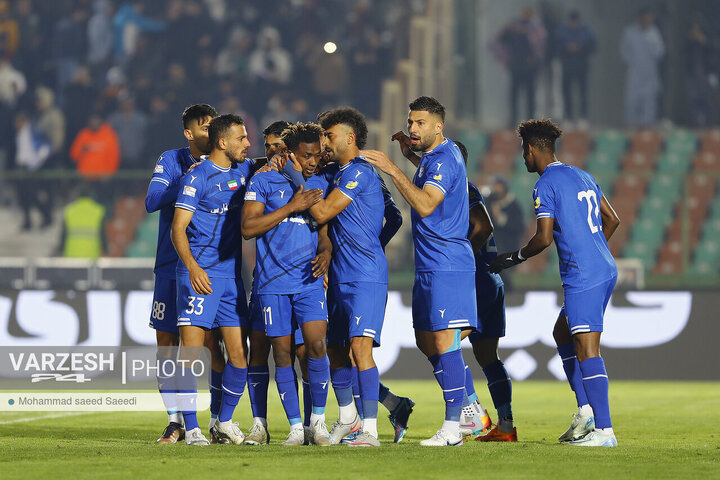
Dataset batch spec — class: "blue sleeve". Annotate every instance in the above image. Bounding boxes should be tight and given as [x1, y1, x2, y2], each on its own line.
[175, 172, 204, 212]
[378, 176, 402, 248]
[468, 182, 483, 209]
[244, 174, 268, 203]
[336, 164, 371, 201]
[533, 178, 555, 219]
[279, 158, 307, 190]
[145, 152, 180, 213]
[422, 154, 456, 196]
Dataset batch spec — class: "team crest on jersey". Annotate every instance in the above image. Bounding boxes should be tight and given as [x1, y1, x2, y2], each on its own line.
[419, 166, 425, 176]
[245, 191, 257, 201]
[345, 181, 358, 190]
[228, 180, 238, 190]
[154, 164, 164, 174]
[240, 176, 246, 186]
[183, 186, 196, 197]
[433, 174, 442, 181]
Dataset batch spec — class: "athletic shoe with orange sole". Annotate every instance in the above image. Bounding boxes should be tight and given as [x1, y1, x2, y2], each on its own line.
[475, 425, 518, 442]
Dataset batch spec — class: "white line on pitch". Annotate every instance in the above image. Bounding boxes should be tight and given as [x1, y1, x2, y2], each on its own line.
[0, 412, 90, 425]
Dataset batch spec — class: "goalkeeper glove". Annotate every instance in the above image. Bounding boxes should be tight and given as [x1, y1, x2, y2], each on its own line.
[488, 250, 525, 273]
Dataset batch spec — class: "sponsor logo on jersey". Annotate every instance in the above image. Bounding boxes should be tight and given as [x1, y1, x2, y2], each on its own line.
[228, 180, 238, 190]
[154, 165, 164, 174]
[345, 181, 358, 190]
[183, 186, 196, 197]
[245, 191, 257, 201]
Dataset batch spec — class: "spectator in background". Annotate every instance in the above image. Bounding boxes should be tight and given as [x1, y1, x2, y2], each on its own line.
[162, 62, 193, 115]
[684, 16, 719, 127]
[52, 6, 89, 98]
[14, 0, 45, 87]
[109, 95, 148, 169]
[87, 0, 114, 82]
[0, 0, 19, 59]
[492, 7, 547, 127]
[620, 8, 665, 128]
[35, 86, 65, 167]
[70, 112, 120, 180]
[14, 110, 52, 230]
[63, 67, 98, 143]
[556, 11, 595, 124]
[112, 1, 165, 63]
[60, 185, 106, 259]
[0, 59, 26, 155]
[144, 95, 178, 159]
[215, 26, 252, 80]
[486, 177, 525, 292]
[248, 27, 292, 113]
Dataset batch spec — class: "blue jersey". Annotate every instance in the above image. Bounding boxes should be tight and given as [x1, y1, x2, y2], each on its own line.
[467, 182, 500, 273]
[411, 138, 474, 273]
[244, 170, 324, 294]
[175, 158, 254, 278]
[533, 161, 617, 293]
[318, 163, 402, 249]
[324, 157, 388, 285]
[145, 147, 199, 278]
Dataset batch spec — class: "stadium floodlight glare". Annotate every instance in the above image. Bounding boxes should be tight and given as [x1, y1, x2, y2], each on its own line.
[323, 41, 337, 54]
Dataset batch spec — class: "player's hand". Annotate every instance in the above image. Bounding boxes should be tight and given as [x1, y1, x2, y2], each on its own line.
[269, 151, 289, 171]
[391, 131, 413, 159]
[323, 273, 329, 290]
[288, 184, 322, 212]
[187, 161, 202, 172]
[488, 250, 525, 274]
[361, 149, 396, 175]
[311, 250, 331, 278]
[189, 266, 213, 295]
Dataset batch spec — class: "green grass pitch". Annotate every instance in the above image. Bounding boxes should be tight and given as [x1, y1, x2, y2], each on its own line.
[2, 381, 719, 479]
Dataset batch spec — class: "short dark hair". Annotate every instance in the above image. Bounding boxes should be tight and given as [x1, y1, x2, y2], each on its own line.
[208, 113, 244, 148]
[318, 107, 368, 149]
[263, 120, 292, 137]
[517, 118, 563, 152]
[409, 96, 445, 122]
[281, 122, 324, 152]
[182, 103, 217, 129]
[455, 140, 469, 165]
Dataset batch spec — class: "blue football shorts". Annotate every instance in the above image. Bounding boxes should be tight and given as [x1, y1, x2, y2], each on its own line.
[258, 287, 327, 338]
[149, 275, 179, 335]
[327, 281, 388, 347]
[176, 275, 249, 329]
[412, 271, 477, 332]
[559, 276, 617, 335]
[469, 271, 506, 342]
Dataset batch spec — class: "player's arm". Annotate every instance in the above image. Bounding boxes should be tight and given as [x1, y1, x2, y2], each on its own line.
[241, 185, 322, 239]
[170, 207, 212, 295]
[307, 188, 352, 224]
[468, 202, 494, 252]
[311, 224, 332, 278]
[489, 217, 554, 273]
[379, 183, 403, 249]
[145, 157, 180, 213]
[600, 196, 620, 242]
[362, 149, 443, 218]
[392, 131, 421, 167]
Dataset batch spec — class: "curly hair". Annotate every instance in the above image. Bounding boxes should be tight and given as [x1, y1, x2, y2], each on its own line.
[318, 107, 368, 149]
[281, 122, 324, 152]
[517, 118, 563, 152]
[409, 96, 445, 122]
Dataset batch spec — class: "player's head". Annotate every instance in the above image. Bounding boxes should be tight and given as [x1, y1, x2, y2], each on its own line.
[455, 140, 469, 165]
[517, 118, 563, 173]
[182, 103, 218, 155]
[263, 120, 291, 158]
[408, 96, 445, 153]
[318, 107, 367, 162]
[208, 113, 250, 163]
[282, 122, 324, 178]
